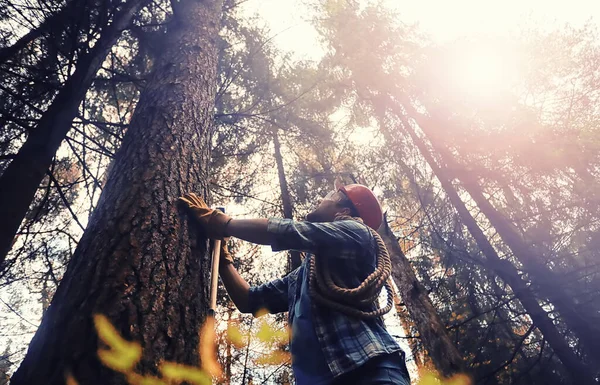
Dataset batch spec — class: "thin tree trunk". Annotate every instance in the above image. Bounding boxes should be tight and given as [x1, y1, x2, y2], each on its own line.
[0, 0, 148, 268]
[393, 108, 598, 385]
[408, 106, 600, 364]
[241, 318, 253, 385]
[11, 1, 223, 384]
[393, 293, 426, 369]
[272, 129, 301, 271]
[458, 174, 600, 359]
[0, 0, 81, 65]
[379, 216, 466, 377]
[225, 306, 233, 385]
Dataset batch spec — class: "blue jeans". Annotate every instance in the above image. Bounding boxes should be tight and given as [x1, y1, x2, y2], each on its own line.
[332, 352, 411, 384]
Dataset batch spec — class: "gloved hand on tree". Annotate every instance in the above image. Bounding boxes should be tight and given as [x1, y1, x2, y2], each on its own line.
[178, 192, 232, 239]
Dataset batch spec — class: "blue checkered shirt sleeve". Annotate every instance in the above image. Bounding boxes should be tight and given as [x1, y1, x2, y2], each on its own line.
[247, 272, 291, 315]
[266, 218, 372, 258]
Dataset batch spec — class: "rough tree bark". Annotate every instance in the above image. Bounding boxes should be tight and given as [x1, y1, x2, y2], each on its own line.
[379, 215, 466, 378]
[392, 106, 598, 385]
[11, 1, 223, 384]
[272, 129, 301, 271]
[0, 0, 149, 269]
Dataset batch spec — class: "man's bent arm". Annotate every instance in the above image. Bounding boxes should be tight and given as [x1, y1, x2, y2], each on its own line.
[225, 219, 271, 245]
[219, 263, 251, 313]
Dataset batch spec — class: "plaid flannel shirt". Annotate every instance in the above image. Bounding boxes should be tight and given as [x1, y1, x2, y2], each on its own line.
[247, 218, 401, 378]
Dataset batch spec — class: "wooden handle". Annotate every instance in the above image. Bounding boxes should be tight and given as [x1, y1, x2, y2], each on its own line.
[209, 239, 221, 312]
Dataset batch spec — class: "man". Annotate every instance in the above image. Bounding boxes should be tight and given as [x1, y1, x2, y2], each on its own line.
[179, 183, 410, 385]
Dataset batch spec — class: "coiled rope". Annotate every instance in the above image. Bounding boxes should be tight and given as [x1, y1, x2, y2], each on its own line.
[308, 215, 395, 319]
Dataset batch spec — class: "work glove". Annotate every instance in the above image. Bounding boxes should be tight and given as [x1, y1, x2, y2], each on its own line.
[178, 192, 232, 239]
[220, 238, 235, 266]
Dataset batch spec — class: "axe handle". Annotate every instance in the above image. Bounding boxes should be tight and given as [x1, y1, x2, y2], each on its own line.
[209, 238, 222, 314]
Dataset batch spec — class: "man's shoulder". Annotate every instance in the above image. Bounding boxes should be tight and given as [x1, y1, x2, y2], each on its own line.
[332, 218, 373, 234]
[331, 219, 376, 248]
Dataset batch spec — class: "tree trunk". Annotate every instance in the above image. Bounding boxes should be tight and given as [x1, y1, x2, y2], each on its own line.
[11, 1, 223, 384]
[224, 306, 233, 385]
[272, 129, 301, 271]
[409, 107, 600, 365]
[393, 108, 598, 385]
[393, 293, 426, 369]
[379, 216, 466, 377]
[0, 0, 148, 268]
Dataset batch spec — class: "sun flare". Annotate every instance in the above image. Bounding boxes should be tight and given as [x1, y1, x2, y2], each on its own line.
[446, 43, 520, 100]
[460, 51, 509, 90]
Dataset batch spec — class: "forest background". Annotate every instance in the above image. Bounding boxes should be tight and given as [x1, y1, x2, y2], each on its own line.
[0, 0, 599, 384]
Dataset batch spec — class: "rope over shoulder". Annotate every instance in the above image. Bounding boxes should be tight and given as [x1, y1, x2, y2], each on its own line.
[308, 215, 395, 319]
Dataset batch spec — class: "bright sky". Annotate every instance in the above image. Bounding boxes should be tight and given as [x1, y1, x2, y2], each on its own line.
[241, 0, 599, 60]
[394, 0, 598, 40]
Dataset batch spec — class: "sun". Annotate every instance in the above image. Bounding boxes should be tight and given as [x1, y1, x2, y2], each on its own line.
[459, 50, 508, 90]
[445, 42, 521, 101]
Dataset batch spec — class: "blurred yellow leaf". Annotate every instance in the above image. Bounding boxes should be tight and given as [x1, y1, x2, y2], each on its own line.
[256, 320, 289, 345]
[417, 371, 472, 385]
[255, 308, 269, 317]
[446, 374, 471, 385]
[65, 371, 78, 385]
[98, 349, 140, 373]
[160, 362, 211, 385]
[94, 314, 133, 353]
[418, 371, 441, 385]
[255, 350, 291, 366]
[94, 314, 142, 372]
[127, 372, 167, 385]
[226, 321, 248, 348]
[199, 316, 223, 378]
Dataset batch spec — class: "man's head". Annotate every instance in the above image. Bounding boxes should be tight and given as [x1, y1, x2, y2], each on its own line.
[306, 182, 383, 230]
[306, 189, 359, 224]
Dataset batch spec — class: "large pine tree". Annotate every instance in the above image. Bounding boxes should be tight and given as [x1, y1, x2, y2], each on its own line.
[11, 0, 223, 383]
